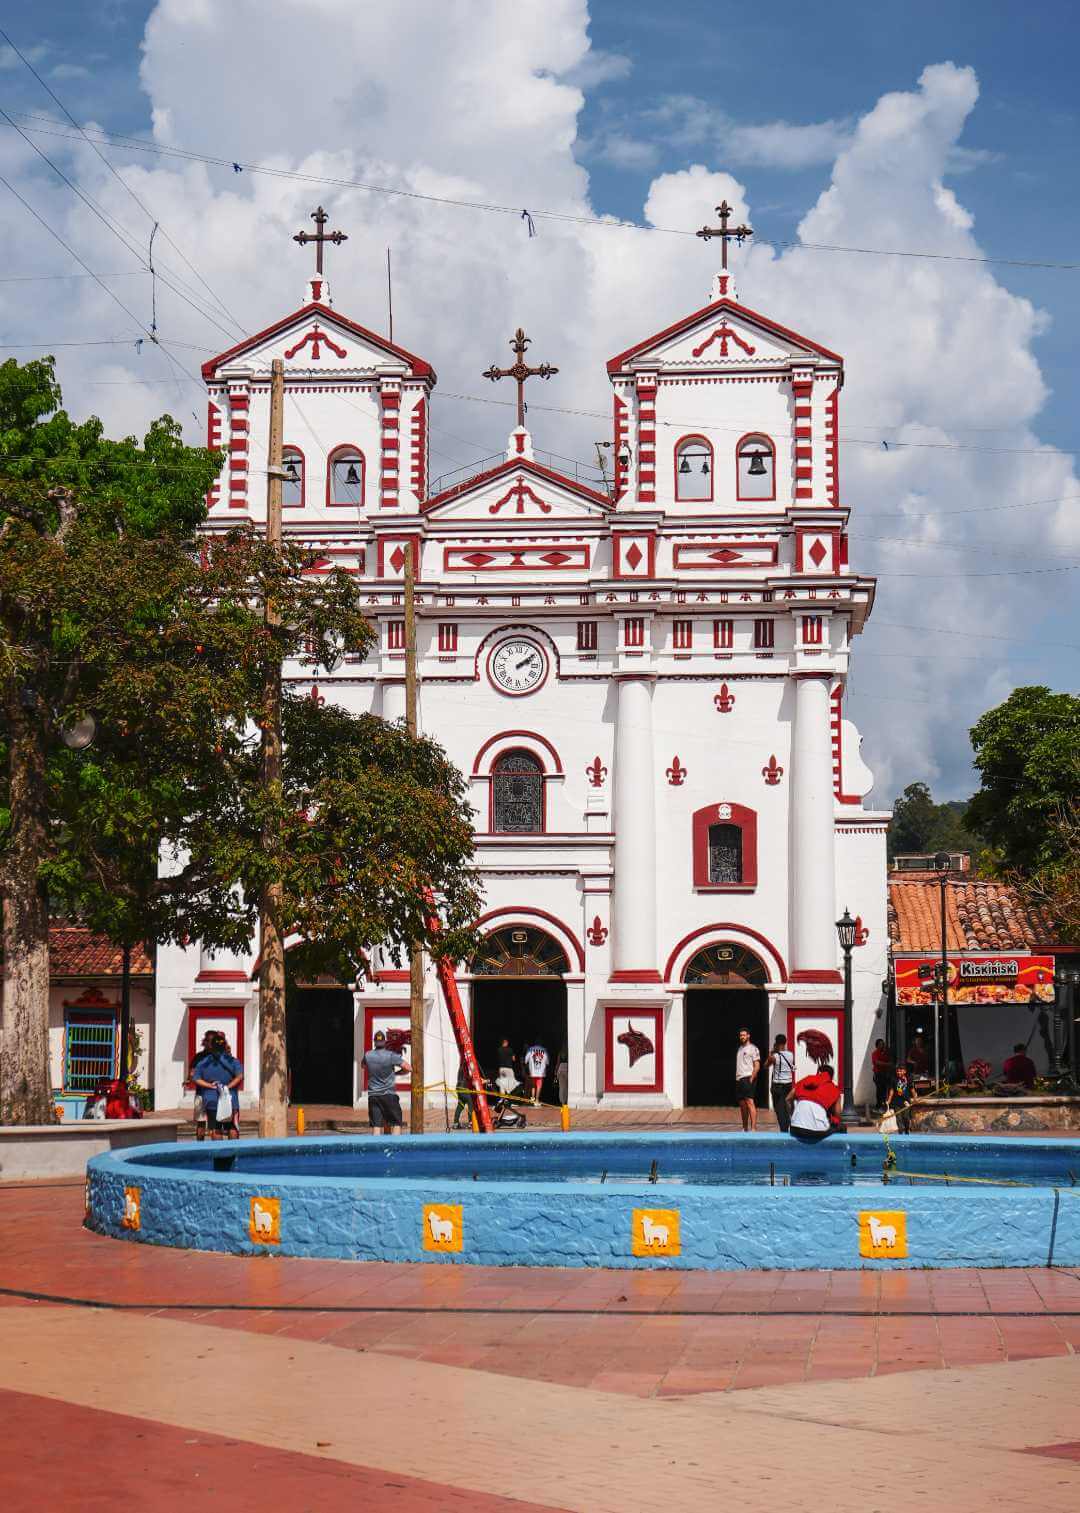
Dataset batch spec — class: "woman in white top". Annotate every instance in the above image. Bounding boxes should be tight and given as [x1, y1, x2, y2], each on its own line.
[764, 1034, 795, 1133]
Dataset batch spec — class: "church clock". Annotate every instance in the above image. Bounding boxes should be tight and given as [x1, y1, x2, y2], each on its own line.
[489, 637, 547, 696]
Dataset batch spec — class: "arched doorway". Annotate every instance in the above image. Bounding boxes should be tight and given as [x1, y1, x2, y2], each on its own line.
[684, 943, 770, 1107]
[471, 926, 568, 1103]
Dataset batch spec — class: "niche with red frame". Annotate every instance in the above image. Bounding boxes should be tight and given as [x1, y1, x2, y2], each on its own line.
[604, 1005, 664, 1093]
[185, 1005, 245, 1089]
[691, 801, 758, 891]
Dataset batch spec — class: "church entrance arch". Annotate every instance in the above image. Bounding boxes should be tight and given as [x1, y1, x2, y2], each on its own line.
[683, 943, 770, 1108]
[471, 927, 568, 1105]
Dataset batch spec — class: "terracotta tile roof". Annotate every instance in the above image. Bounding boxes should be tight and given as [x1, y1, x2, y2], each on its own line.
[888, 877, 1063, 955]
[49, 927, 153, 979]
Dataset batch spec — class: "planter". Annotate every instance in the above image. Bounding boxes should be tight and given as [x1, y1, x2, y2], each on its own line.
[909, 1096, 1080, 1134]
[0, 1117, 182, 1181]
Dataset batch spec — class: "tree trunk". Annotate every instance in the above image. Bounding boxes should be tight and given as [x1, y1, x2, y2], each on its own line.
[0, 687, 55, 1124]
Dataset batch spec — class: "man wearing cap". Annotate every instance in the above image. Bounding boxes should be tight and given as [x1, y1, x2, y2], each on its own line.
[363, 1030, 410, 1135]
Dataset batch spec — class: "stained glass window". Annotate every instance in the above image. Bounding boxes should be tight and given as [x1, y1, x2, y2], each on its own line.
[708, 822, 742, 884]
[492, 750, 543, 833]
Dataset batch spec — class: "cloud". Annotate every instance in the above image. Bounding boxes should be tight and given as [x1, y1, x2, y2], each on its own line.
[49, 64, 92, 80]
[559, 47, 632, 88]
[0, 43, 48, 70]
[645, 95, 852, 167]
[579, 128, 660, 171]
[0, 15, 1074, 804]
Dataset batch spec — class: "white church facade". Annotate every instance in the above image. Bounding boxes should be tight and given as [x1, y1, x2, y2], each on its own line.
[153, 209, 890, 1112]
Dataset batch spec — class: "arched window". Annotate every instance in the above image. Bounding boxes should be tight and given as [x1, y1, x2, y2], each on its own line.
[707, 823, 742, 884]
[328, 447, 364, 507]
[282, 446, 305, 508]
[491, 749, 544, 833]
[736, 434, 775, 501]
[675, 435, 713, 502]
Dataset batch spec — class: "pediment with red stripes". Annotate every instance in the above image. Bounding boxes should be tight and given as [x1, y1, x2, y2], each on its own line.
[607, 297, 842, 375]
[423, 457, 611, 521]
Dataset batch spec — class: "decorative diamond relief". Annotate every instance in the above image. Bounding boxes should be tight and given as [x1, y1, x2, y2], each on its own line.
[808, 538, 828, 568]
[389, 546, 406, 573]
[625, 542, 644, 571]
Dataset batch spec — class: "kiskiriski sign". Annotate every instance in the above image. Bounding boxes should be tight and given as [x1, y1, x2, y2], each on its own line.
[895, 954, 1054, 1007]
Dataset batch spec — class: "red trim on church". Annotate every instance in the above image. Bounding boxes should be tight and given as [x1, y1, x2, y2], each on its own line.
[410, 396, 427, 502]
[831, 682, 862, 804]
[201, 302, 435, 381]
[606, 296, 843, 374]
[825, 385, 840, 506]
[471, 729, 564, 775]
[424, 455, 611, 512]
[663, 923, 788, 985]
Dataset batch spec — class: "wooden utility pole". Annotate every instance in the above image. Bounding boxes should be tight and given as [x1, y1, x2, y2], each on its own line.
[259, 358, 288, 1139]
[404, 541, 425, 1133]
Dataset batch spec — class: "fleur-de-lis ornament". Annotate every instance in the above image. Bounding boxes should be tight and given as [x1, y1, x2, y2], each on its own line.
[666, 756, 687, 786]
[714, 682, 735, 714]
[587, 916, 608, 946]
[762, 754, 783, 786]
[585, 756, 607, 788]
[309, 684, 325, 706]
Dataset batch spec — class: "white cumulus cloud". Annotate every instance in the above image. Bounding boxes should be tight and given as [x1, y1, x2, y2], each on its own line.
[0, 12, 1073, 804]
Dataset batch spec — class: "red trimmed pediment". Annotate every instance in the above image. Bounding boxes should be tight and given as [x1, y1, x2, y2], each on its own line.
[202, 303, 434, 381]
[606, 297, 842, 374]
[424, 457, 611, 519]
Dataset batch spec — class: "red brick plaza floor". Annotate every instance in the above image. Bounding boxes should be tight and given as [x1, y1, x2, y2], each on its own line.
[3, 1177, 1080, 1510]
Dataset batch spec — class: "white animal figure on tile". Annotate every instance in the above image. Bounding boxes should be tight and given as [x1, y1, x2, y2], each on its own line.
[252, 1200, 274, 1236]
[428, 1211, 454, 1243]
[642, 1216, 669, 1248]
[868, 1215, 896, 1248]
[123, 1192, 138, 1223]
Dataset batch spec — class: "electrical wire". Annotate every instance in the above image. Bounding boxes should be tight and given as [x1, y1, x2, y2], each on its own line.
[8, 108, 1080, 274]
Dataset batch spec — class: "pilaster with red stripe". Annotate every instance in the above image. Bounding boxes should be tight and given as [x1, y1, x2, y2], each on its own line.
[635, 373, 657, 503]
[379, 381, 401, 507]
[409, 394, 427, 504]
[825, 384, 839, 505]
[791, 365, 814, 502]
[206, 398, 222, 510]
[226, 385, 250, 510]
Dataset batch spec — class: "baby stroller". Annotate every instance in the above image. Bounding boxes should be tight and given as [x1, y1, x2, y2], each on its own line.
[485, 1073, 528, 1130]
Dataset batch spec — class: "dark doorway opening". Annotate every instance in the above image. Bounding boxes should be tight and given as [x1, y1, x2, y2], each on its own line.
[685, 988, 770, 1107]
[472, 980, 567, 1106]
[286, 986, 354, 1105]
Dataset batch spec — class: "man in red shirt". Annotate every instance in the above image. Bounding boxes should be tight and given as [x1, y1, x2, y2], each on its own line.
[786, 1063, 843, 1139]
[1002, 1044, 1037, 1088]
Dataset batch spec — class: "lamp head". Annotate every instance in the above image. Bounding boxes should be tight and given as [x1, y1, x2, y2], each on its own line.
[835, 908, 857, 951]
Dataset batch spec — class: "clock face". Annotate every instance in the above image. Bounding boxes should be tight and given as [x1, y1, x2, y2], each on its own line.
[489, 638, 547, 696]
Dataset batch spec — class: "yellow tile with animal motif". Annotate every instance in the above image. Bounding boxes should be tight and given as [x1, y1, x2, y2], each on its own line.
[423, 1203, 463, 1253]
[631, 1208, 681, 1258]
[859, 1209, 907, 1258]
[249, 1196, 281, 1244]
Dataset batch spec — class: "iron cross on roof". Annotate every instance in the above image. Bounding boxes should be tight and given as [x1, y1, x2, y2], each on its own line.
[695, 200, 754, 270]
[293, 206, 348, 276]
[482, 327, 558, 429]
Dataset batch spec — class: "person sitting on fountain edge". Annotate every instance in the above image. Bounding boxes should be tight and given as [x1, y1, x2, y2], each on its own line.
[787, 1062, 843, 1141]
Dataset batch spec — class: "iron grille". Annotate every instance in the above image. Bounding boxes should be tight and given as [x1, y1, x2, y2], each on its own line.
[64, 1016, 117, 1092]
[707, 823, 743, 884]
[492, 751, 543, 833]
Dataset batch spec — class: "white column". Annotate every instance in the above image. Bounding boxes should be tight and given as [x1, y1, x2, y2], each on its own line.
[791, 675, 837, 972]
[611, 676, 658, 979]
[380, 679, 406, 724]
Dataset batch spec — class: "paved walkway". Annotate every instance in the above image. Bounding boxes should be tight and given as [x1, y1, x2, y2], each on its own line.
[2, 1180, 1080, 1508]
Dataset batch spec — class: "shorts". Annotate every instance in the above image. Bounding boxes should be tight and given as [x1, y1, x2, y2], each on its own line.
[735, 1077, 756, 1100]
[369, 1092, 403, 1128]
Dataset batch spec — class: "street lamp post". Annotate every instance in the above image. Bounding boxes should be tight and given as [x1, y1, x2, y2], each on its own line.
[835, 908, 860, 1124]
[933, 852, 952, 1082]
[1053, 964, 1080, 1083]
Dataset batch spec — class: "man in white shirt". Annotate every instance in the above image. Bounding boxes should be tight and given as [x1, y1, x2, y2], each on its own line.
[764, 1033, 795, 1132]
[734, 1028, 761, 1131]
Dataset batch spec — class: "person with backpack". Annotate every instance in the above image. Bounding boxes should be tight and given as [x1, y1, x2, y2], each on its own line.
[763, 1033, 795, 1132]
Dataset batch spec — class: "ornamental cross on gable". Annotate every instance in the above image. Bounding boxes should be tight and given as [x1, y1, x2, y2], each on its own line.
[293, 206, 348, 276]
[482, 327, 558, 429]
[695, 200, 754, 271]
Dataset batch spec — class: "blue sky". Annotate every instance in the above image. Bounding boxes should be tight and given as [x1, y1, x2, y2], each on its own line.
[1, 1, 1078, 805]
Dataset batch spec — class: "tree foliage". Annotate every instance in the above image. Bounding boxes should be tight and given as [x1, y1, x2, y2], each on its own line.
[965, 686, 1080, 874]
[888, 781, 978, 861]
[0, 357, 480, 1121]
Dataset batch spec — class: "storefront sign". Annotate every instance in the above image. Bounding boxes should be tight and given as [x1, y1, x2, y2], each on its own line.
[895, 954, 1054, 1006]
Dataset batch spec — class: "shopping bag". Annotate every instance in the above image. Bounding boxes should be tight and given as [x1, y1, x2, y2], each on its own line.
[215, 1086, 234, 1123]
[878, 1111, 898, 1136]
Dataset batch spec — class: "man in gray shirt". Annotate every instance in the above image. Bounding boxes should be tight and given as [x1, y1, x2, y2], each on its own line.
[363, 1030, 409, 1135]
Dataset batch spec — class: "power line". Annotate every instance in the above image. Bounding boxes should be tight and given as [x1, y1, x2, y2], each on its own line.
[0, 108, 241, 346]
[0, 31, 245, 336]
[8, 110, 1080, 274]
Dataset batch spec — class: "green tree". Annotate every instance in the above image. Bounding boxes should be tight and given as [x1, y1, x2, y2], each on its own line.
[965, 686, 1080, 873]
[1, 358, 480, 1123]
[889, 781, 978, 861]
